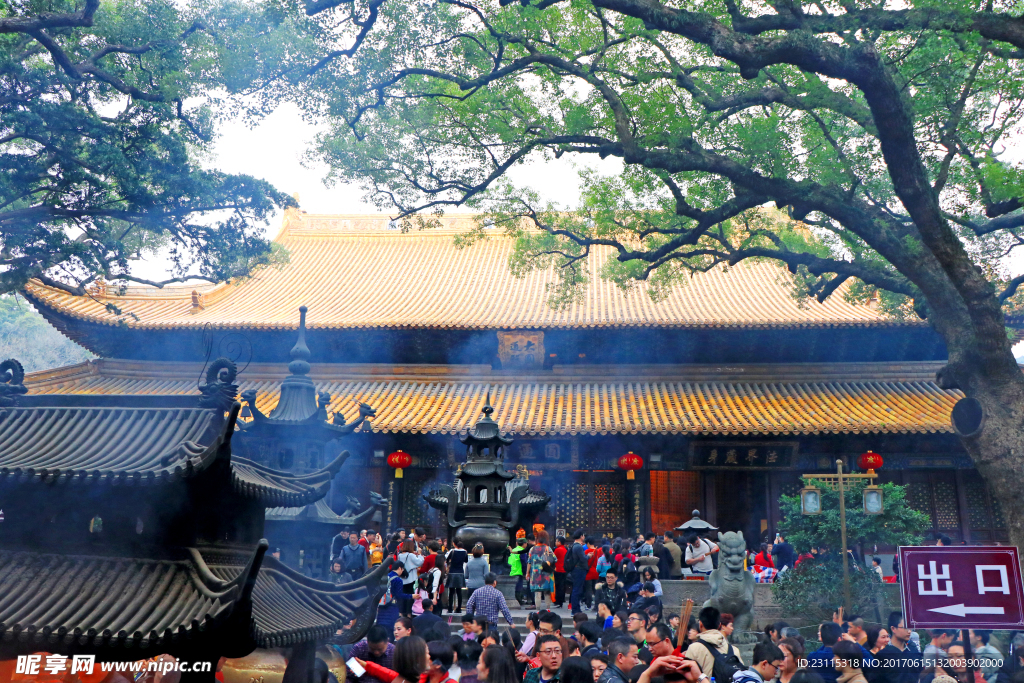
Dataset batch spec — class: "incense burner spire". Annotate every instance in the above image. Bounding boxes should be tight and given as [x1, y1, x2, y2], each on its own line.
[269, 306, 317, 421]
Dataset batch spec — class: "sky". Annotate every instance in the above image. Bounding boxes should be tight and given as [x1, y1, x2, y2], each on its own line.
[203, 104, 1024, 358]
[209, 102, 621, 219]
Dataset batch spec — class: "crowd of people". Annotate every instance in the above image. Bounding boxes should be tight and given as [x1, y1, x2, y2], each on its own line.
[325, 527, 1024, 683]
[330, 525, 740, 620]
[335, 601, 1024, 683]
[322, 526, 808, 592]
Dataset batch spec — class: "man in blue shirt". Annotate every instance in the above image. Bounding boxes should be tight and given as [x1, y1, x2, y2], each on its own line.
[806, 622, 875, 683]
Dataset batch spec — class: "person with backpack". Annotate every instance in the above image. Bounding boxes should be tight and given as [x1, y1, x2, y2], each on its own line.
[733, 643, 786, 683]
[528, 530, 557, 611]
[419, 554, 443, 616]
[397, 539, 424, 617]
[596, 547, 613, 581]
[618, 554, 641, 604]
[336, 531, 369, 579]
[684, 534, 718, 576]
[683, 606, 745, 679]
[377, 564, 405, 640]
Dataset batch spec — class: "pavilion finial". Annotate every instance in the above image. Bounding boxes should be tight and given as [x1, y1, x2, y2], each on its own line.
[288, 306, 311, 377]
[483, 390, 493, 417]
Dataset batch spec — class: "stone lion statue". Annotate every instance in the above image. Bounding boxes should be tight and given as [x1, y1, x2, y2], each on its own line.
[703, 530, 755, 642]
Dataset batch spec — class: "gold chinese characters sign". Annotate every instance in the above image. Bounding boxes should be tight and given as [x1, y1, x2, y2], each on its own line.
[689, 442, 798, 469]
[497, 330, 545, 368]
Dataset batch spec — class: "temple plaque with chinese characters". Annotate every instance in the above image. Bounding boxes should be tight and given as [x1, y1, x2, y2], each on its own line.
[689, 442, 798, 469]
[497, 331, 545, 368]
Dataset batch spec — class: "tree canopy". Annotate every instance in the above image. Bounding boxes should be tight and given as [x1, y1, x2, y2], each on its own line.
[778, 478, 927, 553]
[0, 0, 293, 297]
[218, 0, 1024, 546]
[228, 0, 1024, 324]
[9, 0, 1024, 543]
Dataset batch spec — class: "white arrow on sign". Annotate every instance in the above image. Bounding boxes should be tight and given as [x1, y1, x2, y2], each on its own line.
[927, 604, 1006, 617]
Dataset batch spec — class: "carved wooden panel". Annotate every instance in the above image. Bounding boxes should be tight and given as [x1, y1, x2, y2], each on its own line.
[595, 483, 626, 530]
[649, 471, 700, 534]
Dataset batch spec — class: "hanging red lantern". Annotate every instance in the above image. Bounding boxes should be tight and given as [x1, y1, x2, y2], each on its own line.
[857, 450, 884, 473]
[618, 452, 643, 480]
[387, 450, 412, 478]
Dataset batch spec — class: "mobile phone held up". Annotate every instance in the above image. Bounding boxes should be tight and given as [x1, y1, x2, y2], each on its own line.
[347, 658, 366, 677]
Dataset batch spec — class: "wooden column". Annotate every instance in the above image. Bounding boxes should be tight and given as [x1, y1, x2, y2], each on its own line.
[628, 474, 644, 536]
[385, 476, 402, 533]
[955, 470, 972, 544]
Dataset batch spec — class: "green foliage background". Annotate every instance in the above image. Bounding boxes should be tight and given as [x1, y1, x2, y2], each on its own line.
[771, 557, 898, 626]
[771, 478, 926, 624]
[0, 295, 91, 372]
[779, 478, 929, 553]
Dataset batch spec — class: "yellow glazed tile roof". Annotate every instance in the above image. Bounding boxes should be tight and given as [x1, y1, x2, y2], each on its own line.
[25, 360, 958, 436]
[22, 212, 905, 331]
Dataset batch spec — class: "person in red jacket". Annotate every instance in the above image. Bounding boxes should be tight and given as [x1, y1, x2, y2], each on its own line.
[754, 543, 775, 572]
[553, 536, 568, 608]
[585, 537, 600, 610]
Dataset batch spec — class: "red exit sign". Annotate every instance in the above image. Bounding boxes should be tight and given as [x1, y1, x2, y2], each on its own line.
[899, 546, 1024, 629]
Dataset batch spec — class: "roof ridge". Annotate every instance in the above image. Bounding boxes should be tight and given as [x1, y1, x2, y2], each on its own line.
[27, 359, 949, 385]
[21, 225, 911, 331]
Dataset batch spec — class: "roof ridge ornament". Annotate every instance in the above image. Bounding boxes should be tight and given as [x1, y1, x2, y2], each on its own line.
[198, 358, 239, 411]
[0, 359, 27, 407]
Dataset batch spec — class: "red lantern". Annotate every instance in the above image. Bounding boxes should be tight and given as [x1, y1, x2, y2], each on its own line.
[618, 452, 643, 480]
[858, 450, 884, 473]
[387, 450, 412, 478]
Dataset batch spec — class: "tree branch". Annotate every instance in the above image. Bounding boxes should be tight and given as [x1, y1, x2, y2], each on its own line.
[0, 0, 99, 34]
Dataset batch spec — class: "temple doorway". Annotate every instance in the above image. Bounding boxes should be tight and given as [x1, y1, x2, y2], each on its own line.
[529, 470, 628, 539]
[714, 471, 770, 546]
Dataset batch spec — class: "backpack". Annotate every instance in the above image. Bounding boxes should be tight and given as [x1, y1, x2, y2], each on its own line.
[538, 547, 556, 574]
[379, 576, 395, 607]
[693, 639, 744, 683]
[619, 555, 638, 581]
[563, 544, 579, 573]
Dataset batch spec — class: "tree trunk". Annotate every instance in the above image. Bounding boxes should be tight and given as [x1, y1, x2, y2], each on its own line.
[955, 376, 1024, 551]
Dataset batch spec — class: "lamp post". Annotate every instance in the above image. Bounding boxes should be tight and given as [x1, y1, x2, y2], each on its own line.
[800, 458, 883, 611]
[837, 460, 850, 612]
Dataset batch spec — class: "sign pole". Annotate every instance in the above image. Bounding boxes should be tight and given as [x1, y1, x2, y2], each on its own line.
[837, 459, 851, 611]
[962, 629, 977, 683]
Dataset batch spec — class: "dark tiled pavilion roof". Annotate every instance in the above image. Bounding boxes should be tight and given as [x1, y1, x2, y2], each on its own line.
[209, 556, 392, 648]
[0, 404, 349, 507]
[0, 544, 264, 655]
[265, 499, 351, 525]
[0, 407, 222, 485]
[230, 452, 348, 508]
